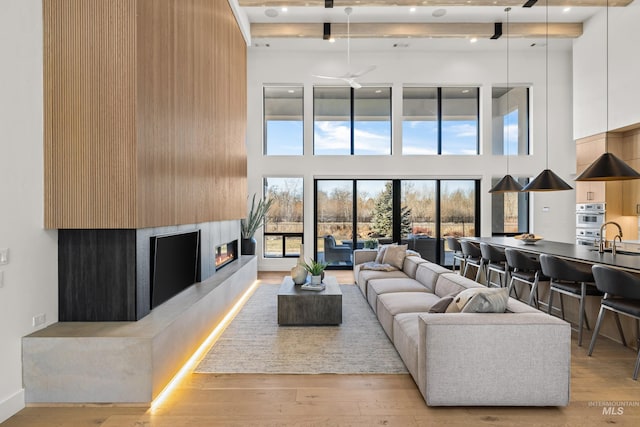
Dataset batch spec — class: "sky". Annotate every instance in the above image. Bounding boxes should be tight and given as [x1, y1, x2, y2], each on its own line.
[264, 119, 481, 155]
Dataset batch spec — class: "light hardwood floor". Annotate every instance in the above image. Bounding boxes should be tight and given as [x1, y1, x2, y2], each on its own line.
[5, 270, 640, 426]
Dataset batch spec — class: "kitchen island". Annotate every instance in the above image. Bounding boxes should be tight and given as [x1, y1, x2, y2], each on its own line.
[466, 236, 640, 273]
[465, 236, 639, 349]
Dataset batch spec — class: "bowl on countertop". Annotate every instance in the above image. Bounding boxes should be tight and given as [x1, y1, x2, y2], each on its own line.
[514, 234, 544, 245]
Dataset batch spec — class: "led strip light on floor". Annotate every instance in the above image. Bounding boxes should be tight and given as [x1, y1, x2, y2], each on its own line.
[149, 279, 261, 412]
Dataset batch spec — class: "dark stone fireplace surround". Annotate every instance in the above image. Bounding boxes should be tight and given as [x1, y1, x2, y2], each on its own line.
[58, 221, 237, 321]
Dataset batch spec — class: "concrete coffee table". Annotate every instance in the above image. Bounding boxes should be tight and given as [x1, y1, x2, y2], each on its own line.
[277, 275, 342, 325]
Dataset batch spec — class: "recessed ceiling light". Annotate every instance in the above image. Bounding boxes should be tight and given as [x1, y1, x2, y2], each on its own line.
[410, 7, 416, 13]
[329, 37, 336, 43]
[470, 37, 478, 43]
[432, 9, 446, 18]
[462, 89, 470, 93]
[288, 89, 295, 93]
[563, 7, 571, 13]
[265, 8, 278, 18]
[375, 89, 382, 93]
[281, 7, 288, 12]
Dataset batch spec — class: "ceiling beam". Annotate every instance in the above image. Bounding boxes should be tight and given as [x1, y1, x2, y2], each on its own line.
[251, 22, 583, 39]
[239, 0, 631, 7]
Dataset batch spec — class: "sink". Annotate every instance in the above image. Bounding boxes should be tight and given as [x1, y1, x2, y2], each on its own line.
[587, 248, 640, 256]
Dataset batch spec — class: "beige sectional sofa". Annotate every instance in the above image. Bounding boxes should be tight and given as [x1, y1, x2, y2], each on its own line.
[353, 249, 571, 407]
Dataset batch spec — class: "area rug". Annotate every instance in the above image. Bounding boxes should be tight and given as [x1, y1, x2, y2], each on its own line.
[195, 283, 408, 374]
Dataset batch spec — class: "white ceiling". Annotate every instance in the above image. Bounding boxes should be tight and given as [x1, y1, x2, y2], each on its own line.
[237, 3, 612, 51]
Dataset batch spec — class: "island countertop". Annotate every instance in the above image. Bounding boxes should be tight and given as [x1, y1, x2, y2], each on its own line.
[465, 237, 640, 273]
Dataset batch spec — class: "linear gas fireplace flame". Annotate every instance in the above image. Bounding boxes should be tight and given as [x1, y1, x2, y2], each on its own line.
[215, 240, 238, 270]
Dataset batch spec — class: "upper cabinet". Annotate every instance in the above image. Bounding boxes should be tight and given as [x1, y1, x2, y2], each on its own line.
[43, 0, 247, 229]
[575, 134, 607, 203]
[621, 129, 640, 216]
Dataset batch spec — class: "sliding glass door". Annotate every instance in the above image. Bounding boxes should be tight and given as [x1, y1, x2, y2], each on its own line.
[315, 179, 479, 268]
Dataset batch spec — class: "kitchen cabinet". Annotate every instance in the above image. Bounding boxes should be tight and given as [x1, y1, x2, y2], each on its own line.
[622, 158, 640, 215]
[576, 135, 606, 203]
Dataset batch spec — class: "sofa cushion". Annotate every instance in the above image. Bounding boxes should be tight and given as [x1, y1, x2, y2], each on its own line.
[367, 278, 431, 313]
[461, 288, 509, 313]
[402, 255, 427, 278]
[357, 269, 409, 298]
[392, 313, 421, 386]
[434, 273, 483, 298]
[415, 262, 450, 292]
[376, 292, 441, 339]
[382, 244, 408, 269]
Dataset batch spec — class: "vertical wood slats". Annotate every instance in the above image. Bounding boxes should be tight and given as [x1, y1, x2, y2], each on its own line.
[44, 0, 137, 228]
[44, 0, 247, 229]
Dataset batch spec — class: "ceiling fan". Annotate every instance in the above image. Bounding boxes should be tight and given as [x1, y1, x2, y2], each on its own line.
[312, 7, 376, 89]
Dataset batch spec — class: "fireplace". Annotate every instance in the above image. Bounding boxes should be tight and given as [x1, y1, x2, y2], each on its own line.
[216, 240, 238, 270]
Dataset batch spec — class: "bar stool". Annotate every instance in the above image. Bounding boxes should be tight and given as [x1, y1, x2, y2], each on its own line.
[588, 265, 640, 380]
[480, 242, 508, 288]
[445, 237, 465, 273]
[460, 240, 484, 282]
[540, 254, 602, 346]
[505, 248, 548, 308]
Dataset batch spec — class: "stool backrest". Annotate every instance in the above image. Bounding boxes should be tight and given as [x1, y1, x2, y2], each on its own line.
[480, 242, 506, 262]
[460, 240, 481, 259]
[505, 248, 540, 272]
[540, 254, 594, 283]
[446, 236, 462, 252]
[592, 264, 640, 299]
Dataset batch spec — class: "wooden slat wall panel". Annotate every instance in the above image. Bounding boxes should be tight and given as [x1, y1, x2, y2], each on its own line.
[44, 0, 138, 228]
[44, 0, 247, 229]
[135, 0, 247, 227]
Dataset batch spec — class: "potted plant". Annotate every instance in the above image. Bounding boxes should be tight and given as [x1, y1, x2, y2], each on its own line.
[241, 194, 274, 255]
[302, 259, 328, 285]
[363, 238, 378, 249]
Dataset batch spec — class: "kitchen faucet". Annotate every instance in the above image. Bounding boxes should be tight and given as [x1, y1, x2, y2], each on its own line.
[599, 221, 623, 254]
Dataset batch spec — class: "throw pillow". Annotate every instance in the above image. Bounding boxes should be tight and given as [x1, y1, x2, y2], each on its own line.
[453, 287, 485, 311]
[375, 244, 391, 264]
[382, 244, 408, 270]
[428, 294, 455, 313]
[461, 288, 509, 313]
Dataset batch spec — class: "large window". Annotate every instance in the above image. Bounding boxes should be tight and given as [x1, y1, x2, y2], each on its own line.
[264, 177, 304, 257]
[314, 86, 391, 155]
[264, 86, 303, 155]
[402, 87, 479, 155]
[491, 86, 530, 155]
[491, 177, 530, 235]
[315, 179, 479, 268]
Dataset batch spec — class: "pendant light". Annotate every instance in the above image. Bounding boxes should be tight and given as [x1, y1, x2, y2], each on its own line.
[489, 7, 523, 193]
[521, 0, 573, 192]
[574, 0, 640, 181]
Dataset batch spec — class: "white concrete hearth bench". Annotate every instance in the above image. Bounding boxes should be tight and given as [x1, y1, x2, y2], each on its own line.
[354, 248, 571, 407]
[22, 256, 256, 404]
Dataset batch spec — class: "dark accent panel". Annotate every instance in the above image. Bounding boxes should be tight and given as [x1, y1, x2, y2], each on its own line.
[59, 229, 137, 321]
[323, 23, 331, 40]
[490, 22, 503, 39]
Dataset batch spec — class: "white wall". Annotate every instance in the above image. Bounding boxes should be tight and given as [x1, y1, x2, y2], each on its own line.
[573, 2, 640, 138]
[0, 0, 58, 422]
[248, 46, 577, 271]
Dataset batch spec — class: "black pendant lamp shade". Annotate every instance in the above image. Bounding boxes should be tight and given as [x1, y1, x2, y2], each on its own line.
[489, 174, 523, 193]
[520, 1, 572, 193]
[521, 169, 573, 192]
[575, 152, 640, 181]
